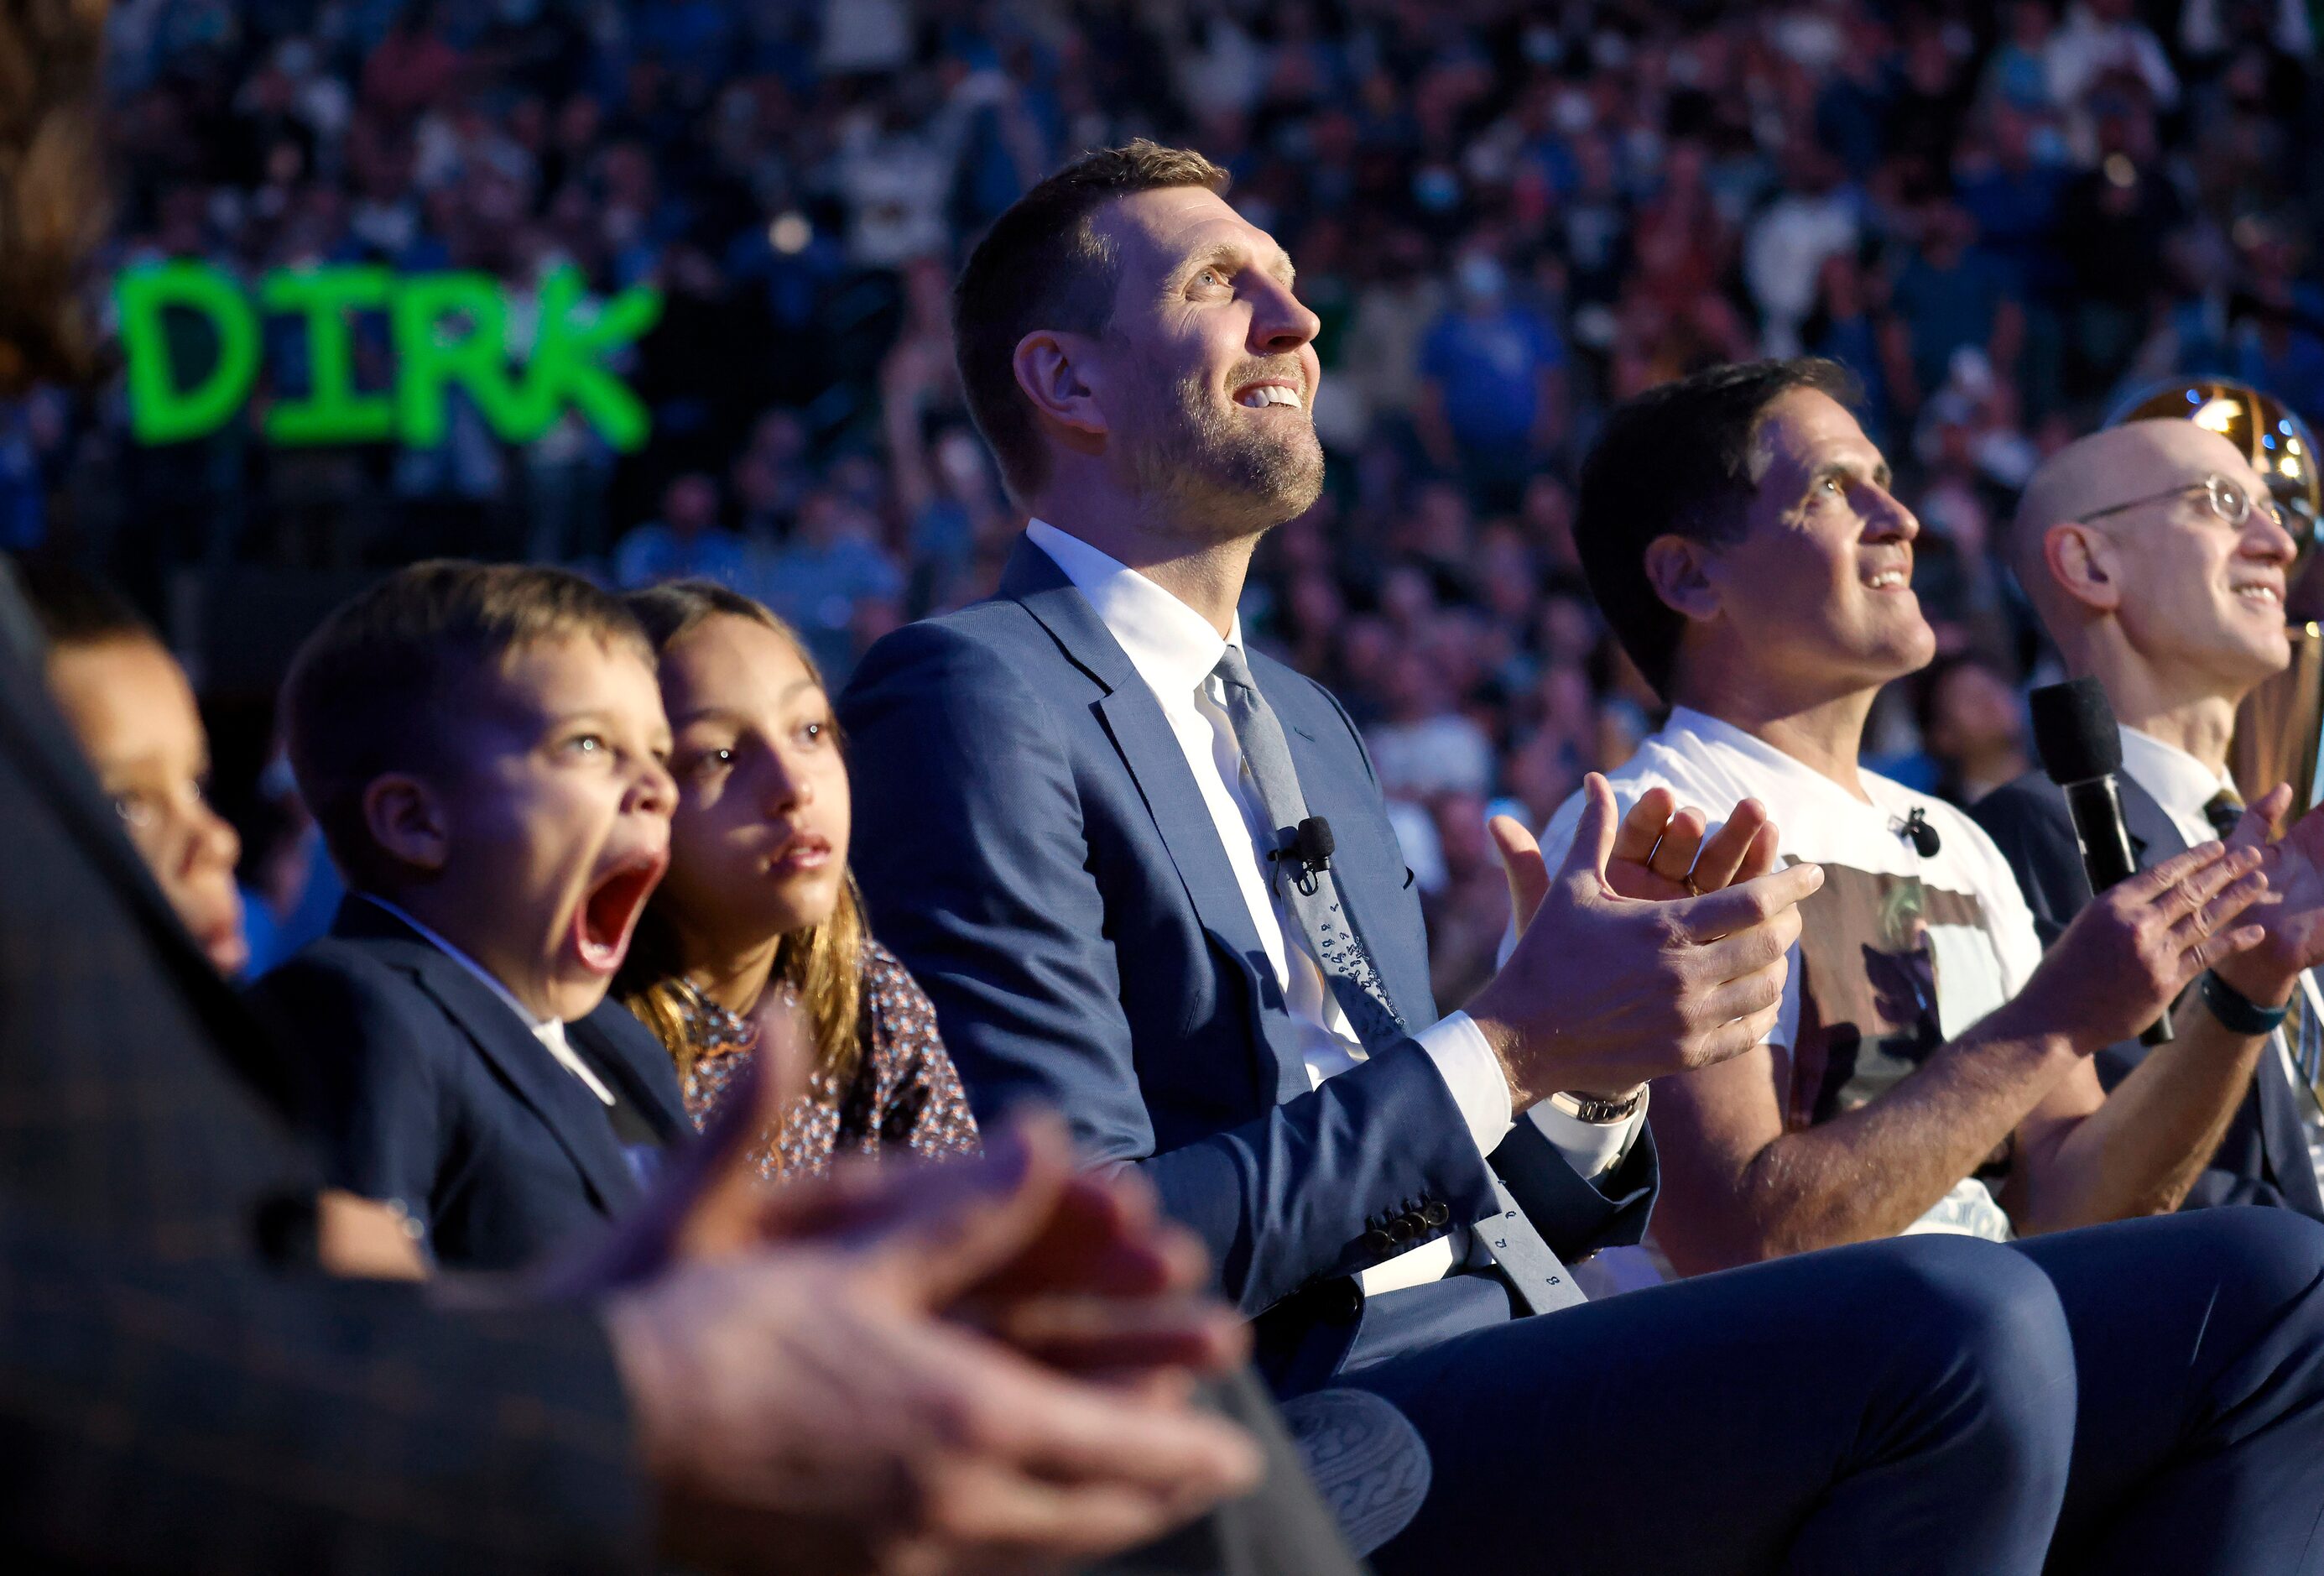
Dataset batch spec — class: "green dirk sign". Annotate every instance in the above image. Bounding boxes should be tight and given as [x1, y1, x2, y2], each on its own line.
[114, 261, 664, 450]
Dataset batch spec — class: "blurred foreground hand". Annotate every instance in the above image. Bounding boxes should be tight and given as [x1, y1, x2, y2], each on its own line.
[555, 1010, 1259, 1574]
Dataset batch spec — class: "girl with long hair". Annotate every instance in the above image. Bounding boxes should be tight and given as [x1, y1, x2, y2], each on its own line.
[615, 580, 977, 1178]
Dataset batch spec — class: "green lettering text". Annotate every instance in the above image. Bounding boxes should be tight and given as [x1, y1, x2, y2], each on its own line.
[116, 262, 260, 445]
[513, 266, 662, 451]
[260, 266, 396, 444]
[389, 272, 526, 447]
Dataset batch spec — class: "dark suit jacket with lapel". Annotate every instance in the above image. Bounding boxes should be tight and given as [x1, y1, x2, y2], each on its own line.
[247, 898, 694, 1272]
[840, 536, 1655, 1388]
[0, 563, 650, 1569]
[1972, 769, 2324, 1219]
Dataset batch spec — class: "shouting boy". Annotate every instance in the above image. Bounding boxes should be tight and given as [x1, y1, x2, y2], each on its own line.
[250, 561, 690, 1271]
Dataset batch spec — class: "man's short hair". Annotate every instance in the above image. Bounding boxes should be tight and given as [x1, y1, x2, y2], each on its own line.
[953, 139, 1230, 500]
[1574, 357, 1861, 697]
[282, 561, 650, 885]
[14, 556, 153, 650]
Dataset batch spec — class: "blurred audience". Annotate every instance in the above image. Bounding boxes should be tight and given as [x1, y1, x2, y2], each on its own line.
[1916, 653, 2034, 807]
[613, 472, 752, 592]
[20, 0, 2324, 1015]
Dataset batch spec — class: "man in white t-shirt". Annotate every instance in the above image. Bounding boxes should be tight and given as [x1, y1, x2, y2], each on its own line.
[1976, 416, 2324, 1222]
[1540, 359, 2321, 1276]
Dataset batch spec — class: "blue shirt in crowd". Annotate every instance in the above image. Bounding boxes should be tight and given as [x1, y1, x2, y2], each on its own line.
[1420, 304, 1566, 446]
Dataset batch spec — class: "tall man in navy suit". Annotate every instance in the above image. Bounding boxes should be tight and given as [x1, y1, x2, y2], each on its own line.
[843, 143, 2324, 1574]
[1976, 417, 2324, 1219]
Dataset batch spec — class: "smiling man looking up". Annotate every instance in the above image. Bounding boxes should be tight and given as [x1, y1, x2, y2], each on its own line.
[1976, 418, 2324, 1222]
[1524, 358, 2324, 1573]
[1539, 360, 2315, 1271]
[839, 145, 2324, 1576]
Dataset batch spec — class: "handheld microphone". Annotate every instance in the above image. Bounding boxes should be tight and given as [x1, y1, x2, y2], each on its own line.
[2029, 678, 2172, 1046]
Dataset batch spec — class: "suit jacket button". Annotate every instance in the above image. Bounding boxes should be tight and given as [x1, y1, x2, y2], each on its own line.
[1386, 1217, 1414, 1244]
[1363, 1229, 1395, 1256]
[1420, 1200, 1450, 1227]
[1326, 1281, 1363, 1323]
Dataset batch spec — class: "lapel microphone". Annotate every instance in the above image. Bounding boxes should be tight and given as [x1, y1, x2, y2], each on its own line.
[1268, 816, 1336, 895]
[1897, 806, 1941, 857]
[2030, 676, 2172, 1045]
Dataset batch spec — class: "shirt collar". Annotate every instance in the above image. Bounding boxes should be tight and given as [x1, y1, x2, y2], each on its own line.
[1025, 519, 1243, 702]
[358, 894, 617, 1106]
[1661, 705, 1875, 806]
[358, 893, 556, 1033]
[2117, 725, 2237, 825]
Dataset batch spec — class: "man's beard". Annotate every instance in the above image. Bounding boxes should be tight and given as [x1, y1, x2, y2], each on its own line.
[1118, 356, 1325, 540]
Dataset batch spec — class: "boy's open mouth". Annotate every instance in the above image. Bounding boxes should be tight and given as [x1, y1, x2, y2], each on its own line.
[572, 850, 666, 975]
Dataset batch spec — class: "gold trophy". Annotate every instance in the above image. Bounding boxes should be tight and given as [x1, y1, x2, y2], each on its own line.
[2107, 380, 2324, 807]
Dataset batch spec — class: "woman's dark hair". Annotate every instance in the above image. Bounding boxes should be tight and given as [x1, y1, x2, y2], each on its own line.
[0, 0, 108, 397]
[614, 580, 867, 1090]
[1573, 357, 1862, 697]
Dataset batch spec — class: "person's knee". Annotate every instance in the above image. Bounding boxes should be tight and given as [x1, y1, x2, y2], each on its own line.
[1848, 1236, 2076, 1485]
[2175, 1207, 2324, 1310]
[1876, 1235, 2076, 1386]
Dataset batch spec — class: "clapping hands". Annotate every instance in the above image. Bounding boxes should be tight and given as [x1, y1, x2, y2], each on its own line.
[567, 1015, 1256, 1575]
[1597, 787, 1783, 904]
[2218, 785, 2324, 1008]
[1467, 774, 1821, 1113]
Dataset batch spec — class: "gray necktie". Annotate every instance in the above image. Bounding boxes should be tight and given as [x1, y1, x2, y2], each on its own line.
[1208, 645, 1584, 1313]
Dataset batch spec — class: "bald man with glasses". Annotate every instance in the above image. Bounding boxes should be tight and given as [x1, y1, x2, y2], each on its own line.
[1976, 418, 2324, 1222]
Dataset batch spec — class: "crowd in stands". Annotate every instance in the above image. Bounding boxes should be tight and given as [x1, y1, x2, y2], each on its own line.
[27, 0, 2324, 1558]
[21, 0, 2324, 1005]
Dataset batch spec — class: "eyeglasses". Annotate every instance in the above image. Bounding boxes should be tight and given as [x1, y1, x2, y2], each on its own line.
[2080, 472, 2285, 530]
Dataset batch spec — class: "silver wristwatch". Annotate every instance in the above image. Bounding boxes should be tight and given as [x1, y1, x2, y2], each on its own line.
[1547, 1086, 1647, 1125]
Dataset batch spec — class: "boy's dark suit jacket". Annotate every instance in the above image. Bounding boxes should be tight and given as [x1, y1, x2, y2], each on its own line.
[0, 567, 652, 1570]
[842, 537, 1655, 1391]
[1972, 769, 2324, 1219]
[248, 898, 694, 1271]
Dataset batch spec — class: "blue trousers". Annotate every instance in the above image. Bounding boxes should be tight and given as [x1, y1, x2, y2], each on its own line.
[1345, 1209, 2324, 1575]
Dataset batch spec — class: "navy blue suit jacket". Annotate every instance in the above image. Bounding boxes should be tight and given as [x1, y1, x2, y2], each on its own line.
[1972, 770, 2324, 1219]
[0, 554, 653, 1568]
[247, 899, 695, 1271]
[840, 536, 1654, 1386]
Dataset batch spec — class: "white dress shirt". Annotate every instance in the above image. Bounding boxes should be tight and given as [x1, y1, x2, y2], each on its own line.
[357, 895, 618, 1109]
[2115, 728, 2324, 1188]
[1025, 520, 1644, 1293]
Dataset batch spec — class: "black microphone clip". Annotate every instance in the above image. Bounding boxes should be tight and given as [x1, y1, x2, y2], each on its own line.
[1897, 806, 1941, 858]
[1269, 816, 1336, 895]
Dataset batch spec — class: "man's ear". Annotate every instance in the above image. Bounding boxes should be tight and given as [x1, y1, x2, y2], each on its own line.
[2044, 521, 2121, 614]
[1643, 535, 1721, 623]
[1011, 330, 1109, 445]
[361, 774, 451, 874]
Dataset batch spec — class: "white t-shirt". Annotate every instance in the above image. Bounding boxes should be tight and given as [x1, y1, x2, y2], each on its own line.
[1538, 707, 2045, 1240]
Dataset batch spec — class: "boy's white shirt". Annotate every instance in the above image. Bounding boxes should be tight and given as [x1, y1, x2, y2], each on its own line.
[357, 894, 618, 1108]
